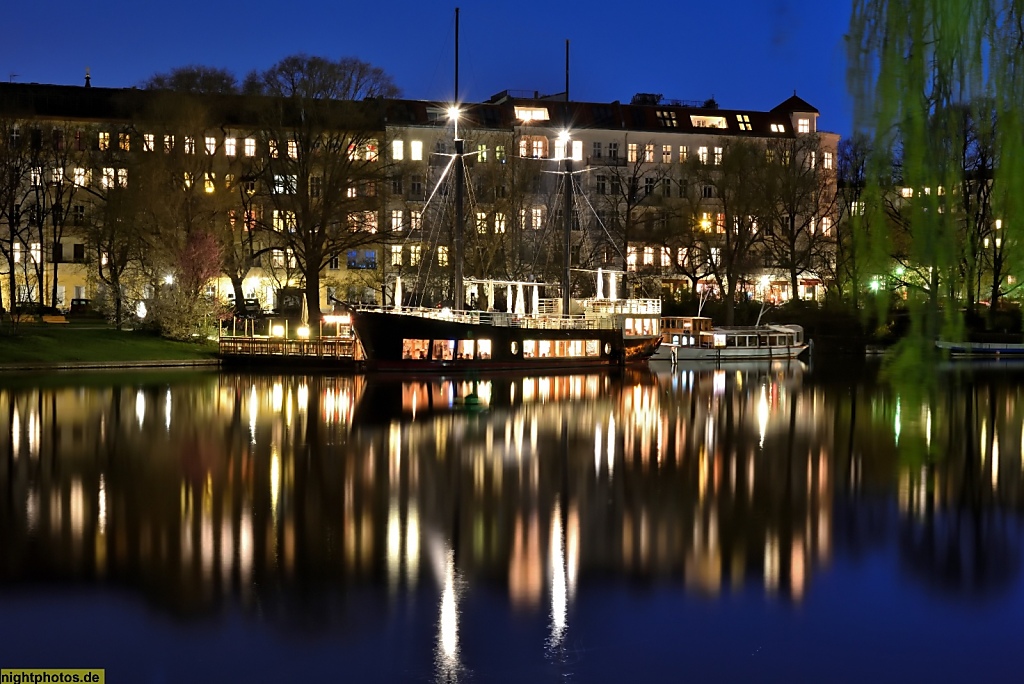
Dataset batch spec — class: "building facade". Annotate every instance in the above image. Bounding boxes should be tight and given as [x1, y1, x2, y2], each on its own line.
[0, 81, 839, 319]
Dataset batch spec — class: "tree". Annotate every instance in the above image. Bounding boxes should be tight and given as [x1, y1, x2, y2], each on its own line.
[689, 141, 765, 324]
[848, 0, 1024, 344]
[0, 118, 33, 313]
[758, 134, 838, 302]
[242, 55, 400, 323]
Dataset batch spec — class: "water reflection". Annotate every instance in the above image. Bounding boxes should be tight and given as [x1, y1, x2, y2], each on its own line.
[2, 361, 1024, 677]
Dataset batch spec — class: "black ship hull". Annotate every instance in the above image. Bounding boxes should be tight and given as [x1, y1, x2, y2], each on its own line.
[350, 308, 660, 372]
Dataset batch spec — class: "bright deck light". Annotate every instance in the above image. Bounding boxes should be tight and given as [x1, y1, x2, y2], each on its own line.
[272, 324, 285, 337]
[297, 325, 310, 339]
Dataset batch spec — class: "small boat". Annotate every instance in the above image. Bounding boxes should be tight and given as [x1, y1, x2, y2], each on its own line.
[653, 316, 808, 362]
[935, 339, 1024, 357]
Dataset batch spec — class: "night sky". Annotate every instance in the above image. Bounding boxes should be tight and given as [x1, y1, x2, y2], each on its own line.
[2, 0, 853, 136]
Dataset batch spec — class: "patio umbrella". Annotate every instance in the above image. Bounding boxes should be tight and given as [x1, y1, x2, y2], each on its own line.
[393, 276, 402, 312]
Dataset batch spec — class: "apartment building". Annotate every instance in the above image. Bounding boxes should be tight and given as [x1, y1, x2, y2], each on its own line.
[0, 81, 838, 316]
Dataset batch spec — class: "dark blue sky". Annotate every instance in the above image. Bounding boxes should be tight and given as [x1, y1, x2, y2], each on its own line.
[2, 0, 853, 136]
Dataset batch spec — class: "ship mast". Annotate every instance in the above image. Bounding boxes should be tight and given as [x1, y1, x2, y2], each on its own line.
[452, 8, 465, 311]
[562, 39, 572, 318]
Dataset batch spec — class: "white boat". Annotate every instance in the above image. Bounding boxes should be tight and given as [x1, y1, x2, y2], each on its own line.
[652, 316, 808, 362]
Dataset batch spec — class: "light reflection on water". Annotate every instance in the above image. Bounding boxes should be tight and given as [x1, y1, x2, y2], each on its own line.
[1, 361, 1024, 680]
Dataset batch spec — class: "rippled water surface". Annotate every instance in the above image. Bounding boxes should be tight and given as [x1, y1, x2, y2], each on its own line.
[2, 360, 1023, 682]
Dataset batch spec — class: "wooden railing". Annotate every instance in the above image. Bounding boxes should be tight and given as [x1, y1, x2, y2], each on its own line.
[219, 336, 358, 360]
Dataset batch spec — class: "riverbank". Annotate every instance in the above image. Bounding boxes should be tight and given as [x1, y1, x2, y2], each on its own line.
[0, 324, 219, 369]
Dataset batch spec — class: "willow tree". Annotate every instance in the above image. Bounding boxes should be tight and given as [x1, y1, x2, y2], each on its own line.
[848, 0, 1024, 348]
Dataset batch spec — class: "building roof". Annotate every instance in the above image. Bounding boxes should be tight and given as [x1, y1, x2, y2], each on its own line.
[771, 94, 820, 114]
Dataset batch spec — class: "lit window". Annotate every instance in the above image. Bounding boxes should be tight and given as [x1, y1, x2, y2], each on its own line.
[101, 167, 115, 189]
[661, 248, 672, 268]
[514, 106, 549, 121]
[477, 143, 488, 162]
[690, 115, 727, 128]
[365, 141, 378, 161]
[164, 134, 175, 152]
[143, 133, 154, 152]
[821, 217, 832, 235]
[244, 138, 255, 157]
[710, 248, 721, 266]
[662, 145, 672, 163]
[823, 151, 833, 170]
[698, 147, 708, 163]
[627, 246, 637, 271]
[270, 140, 280, 158]
[736, 114, 752, 131]
[272, 210, 295, 232]
[98, 132, 110, 150]
[30, 242, 41, 264]
[495, 212, 506, 233]
[713, 147, 722, 165]
[476, 212, 488, 233]
[810, 151, 816, 169]
[73, 168, 88, 186]
[644, 144, 654, 162]
[656, 110, 678, 127]
[118, 133, 129, 151]
[436, 246, 448, 266]
[643, 246, 654, 265]
[184, 136, 195, 154]
[531, 207, 543, 230]
[287, 140, 298, 159]
[204, 173, 215, 193]
[716, 213, 725, 233]
[225, 138, 236, 156]
[183, 172, 193, 188]
[531, 138, 545, 158]
[392, 140, 404, 160]
[273, 174, 296, 194]
[205, 136, 217, 155]
[901, 187, 913, 198]
[411, 140, 423, 161]
[391, 209, 403, 232]
[410, 245, 422, 265]
[797, 118, 810, 133]
[391, 245, 403, 265]
[628, 143, 638, 162]
[851, 201, 865, 216]
[679, 146, 687, 162]
[410, 210, 422, 230]
[770, 123, 785, 133]
[495, 145, 506, 162]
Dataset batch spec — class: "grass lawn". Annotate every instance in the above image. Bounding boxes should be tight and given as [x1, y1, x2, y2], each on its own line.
[0, 323, 219, 364]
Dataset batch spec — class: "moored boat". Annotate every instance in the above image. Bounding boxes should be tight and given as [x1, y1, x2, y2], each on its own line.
[350, 282, 662, 372]
[653, 315, 808, 362]
[935, 339, 1024, 357]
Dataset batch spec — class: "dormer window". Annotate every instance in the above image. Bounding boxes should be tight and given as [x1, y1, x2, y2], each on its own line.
[514, 106, 549, 122]
[770, 123, 786, 133]
[797, 118, 810, 133]
[690, 115, 727, 129]
[656, 110, 679, 127]
[736, 114, 752, 131]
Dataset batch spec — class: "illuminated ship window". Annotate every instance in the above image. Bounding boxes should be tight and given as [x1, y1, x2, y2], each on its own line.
[478, 340, 492, 359]
[432, 340, 455, 361]
[402, 339, 430, 359]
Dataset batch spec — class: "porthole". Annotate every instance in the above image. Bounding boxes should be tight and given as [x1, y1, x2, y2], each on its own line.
[511, 341, 518, 355]
[604, 343, 611, 355]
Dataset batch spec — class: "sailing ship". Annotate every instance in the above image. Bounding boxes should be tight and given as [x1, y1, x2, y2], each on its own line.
[348, 11, 662, 372]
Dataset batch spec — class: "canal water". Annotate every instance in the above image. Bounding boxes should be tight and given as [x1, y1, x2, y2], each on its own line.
[1, 359, 1023, 682]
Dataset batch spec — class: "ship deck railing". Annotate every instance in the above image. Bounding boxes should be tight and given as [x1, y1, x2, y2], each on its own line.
[355, 304, 655, 330]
